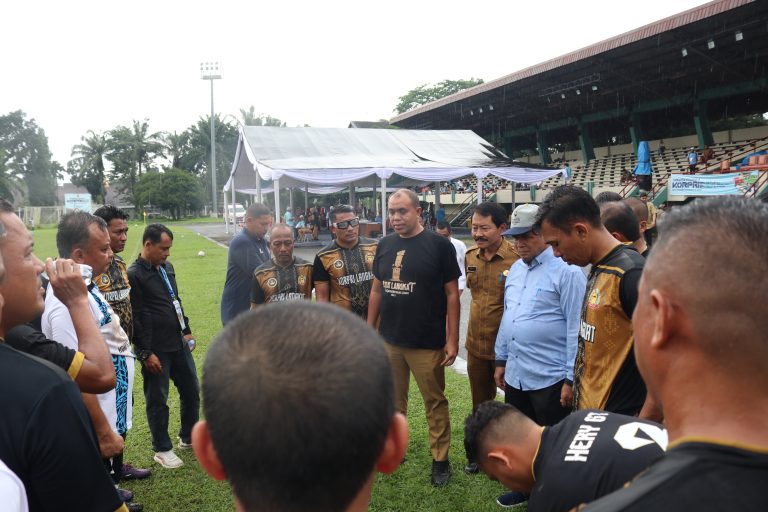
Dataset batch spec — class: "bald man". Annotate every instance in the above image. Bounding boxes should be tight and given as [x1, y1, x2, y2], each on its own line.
[583, 197, 768, 511]
[464, 401, 665, 512]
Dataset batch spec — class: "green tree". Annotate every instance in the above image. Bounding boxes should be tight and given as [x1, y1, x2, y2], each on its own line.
[183, 115, 239, 204]
[0, 110, 62, 205]
[394, 78, 484, 114]
[134, 168, 204, 220]
[239, 106, 286, 127]
[106, 119, 164, 202]
[162, 131, 189, 169]
[69, 130, 108, 203]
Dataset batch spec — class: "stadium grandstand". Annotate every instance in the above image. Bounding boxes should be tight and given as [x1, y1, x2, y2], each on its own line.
[390, 0, 768, 216]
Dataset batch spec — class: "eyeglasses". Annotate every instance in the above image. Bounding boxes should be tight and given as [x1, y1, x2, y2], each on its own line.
[333, 218, 360, 229]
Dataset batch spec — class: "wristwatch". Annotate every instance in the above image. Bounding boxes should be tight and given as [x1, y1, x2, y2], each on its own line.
[138, 350, 152, 362]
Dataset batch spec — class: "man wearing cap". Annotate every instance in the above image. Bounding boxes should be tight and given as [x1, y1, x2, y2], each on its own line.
[493, 203, 587, 508]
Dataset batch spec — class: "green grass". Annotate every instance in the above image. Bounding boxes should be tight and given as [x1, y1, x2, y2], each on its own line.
[31, 224, 507, 511]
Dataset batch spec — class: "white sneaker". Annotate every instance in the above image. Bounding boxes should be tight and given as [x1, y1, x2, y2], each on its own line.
[154, 450, 184, 469]
[178, 437, 193, 449]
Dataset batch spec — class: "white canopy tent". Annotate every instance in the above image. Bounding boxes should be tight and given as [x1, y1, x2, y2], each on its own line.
[224, 127, 562, 234]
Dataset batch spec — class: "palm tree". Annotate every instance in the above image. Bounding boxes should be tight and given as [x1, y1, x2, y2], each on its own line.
[130, 119, 164, 177]
[162, 131, 188, 169]
[70, 130, 108, 203]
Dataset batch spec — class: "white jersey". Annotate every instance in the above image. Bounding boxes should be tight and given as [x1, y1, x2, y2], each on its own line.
[450, 237, 467, 290]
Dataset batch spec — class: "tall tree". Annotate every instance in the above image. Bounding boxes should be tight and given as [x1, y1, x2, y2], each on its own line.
[183, 115, 239, 204]
[239, 106, 286, 127]
[394, 78, 484, 114]
[134, 168, 204, 220]
[106, 119, 164, 202]
[0, 110, 61, 205]
[162, 131, 188, 169]
[69, 130, 108, 203]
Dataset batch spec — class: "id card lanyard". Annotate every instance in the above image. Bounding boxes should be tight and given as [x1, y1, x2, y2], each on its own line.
[158, 266, 186, 331]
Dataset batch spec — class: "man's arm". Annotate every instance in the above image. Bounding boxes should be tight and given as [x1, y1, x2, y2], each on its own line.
[442, 279, 459, 366]
[312, 254, 331, 302]
[558, 266, 587, 407]
[315, 281, 330, 302]
[250, 273, 265, 309]
[82, 393, 124, 459]
[127, 266, 152, 353]
[46, 258, 115, 392]
[366, 278, 383, 327]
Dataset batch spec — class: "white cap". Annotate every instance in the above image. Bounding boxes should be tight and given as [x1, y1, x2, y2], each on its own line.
[502, 204, 539, 236]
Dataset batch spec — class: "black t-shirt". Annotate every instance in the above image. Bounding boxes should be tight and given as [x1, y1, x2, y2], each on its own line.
[4, 325, 81, 379]
[529, 410, 666, 512]
[372, 229, 461, 349]
[0, 344, 124, 512]
[583, 441, 768, 511]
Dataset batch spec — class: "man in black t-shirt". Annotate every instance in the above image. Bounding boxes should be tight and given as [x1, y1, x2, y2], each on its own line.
[368, 189, 461, 487]
[464, 402, 665, 512]
[582, 198, 768, 511]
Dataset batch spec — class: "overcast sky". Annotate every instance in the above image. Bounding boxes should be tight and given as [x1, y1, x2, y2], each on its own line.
[1, 0, 708, 169]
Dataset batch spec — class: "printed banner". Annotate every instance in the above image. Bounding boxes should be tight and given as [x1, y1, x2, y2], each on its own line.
[64, 193, 92, 212]
[669, 172, 759, 196]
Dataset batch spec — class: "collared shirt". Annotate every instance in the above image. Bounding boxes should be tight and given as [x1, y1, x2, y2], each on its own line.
[449, 237, 467, 290]
[251, 257, 314, 304]
[95, 255, 133, 340]
[127, 257, 190, 353]
[465, 239, 520, 359]
[221, 229, 270, 324]
[313, 238, 377, 318]
[495, 246, 586, 391]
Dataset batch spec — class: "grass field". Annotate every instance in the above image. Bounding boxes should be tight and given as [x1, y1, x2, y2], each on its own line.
[31, 223, 509, 511]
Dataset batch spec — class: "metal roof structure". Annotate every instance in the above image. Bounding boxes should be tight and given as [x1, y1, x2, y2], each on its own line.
[391, 0, 768, 150]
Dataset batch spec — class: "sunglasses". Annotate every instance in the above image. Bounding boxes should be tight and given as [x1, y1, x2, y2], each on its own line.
[334, 218, 360, 229]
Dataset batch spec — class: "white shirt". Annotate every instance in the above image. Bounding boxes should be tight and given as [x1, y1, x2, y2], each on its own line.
[0, 459, 28, 512]
[41, 279, 135, 433]
[449, 237, 467, 290]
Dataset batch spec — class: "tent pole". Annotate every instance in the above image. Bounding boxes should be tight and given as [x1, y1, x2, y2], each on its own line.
[289, 188, 293, 212]
[223, 190, 230, 234]
[381, 177, 387, 236]
[304, 183, 309, 215]
[434, 181, 441, 210]
[372, 181, 377, 216]
[255, 166, 262, 203]
[477, 175, 483, 204]
[232, 182, 237, 233]
[274, 178, 281, 223]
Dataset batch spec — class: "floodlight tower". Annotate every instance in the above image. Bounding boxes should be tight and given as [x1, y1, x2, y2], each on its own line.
[200, 61, 222, 217]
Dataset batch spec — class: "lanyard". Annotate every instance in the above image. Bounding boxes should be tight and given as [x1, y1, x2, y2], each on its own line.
[158, 266, 176, 300]
[88, 285, 112, 327]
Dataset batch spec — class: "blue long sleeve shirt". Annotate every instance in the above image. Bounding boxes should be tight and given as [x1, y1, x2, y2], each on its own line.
[495, 246, 586, 391]
[220, 229, 270, 324]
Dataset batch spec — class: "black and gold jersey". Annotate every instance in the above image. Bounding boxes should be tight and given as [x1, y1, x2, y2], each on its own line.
[251, 257, 313, 305]
[574, 245, 645, 414]
[312, 238, 377, 318]
[95, 255, 133, 341]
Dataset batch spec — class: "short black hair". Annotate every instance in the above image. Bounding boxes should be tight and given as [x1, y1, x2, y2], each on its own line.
[436, 221, 451, 232]
[473, 201, 508, 228]
[624, 197, 649, 223]
[93, 205, 130, 224]
[202, 302, 394, 512]
[535, 185, 601, 232]
[245, 203, 271, 219]
[0, 199, 13, 213]
[600, 201, 641, 242]
[142, 223, 173, 244]
[329, 204, 355, 223]
[594, 191, 623, 206]
[56, 211, 108, 258]
[464, 401, 531, 465]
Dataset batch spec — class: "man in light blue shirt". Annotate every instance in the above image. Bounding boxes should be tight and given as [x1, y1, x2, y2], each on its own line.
[494, 204, 586, 423]
[492, 203, 587, 508]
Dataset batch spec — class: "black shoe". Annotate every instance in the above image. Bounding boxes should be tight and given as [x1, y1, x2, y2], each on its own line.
[464, 462, 480, 474]
[496, 491, 528, 508]
[431, 459, 451, 486]
[126, 503, 144, 512]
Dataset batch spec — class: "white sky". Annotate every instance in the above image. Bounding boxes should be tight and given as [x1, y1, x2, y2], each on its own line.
[1, 0, 708, 168]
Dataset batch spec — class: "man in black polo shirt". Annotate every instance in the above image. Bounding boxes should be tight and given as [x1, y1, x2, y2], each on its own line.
[583, 198, 768, 511]
[128, 224, 199, 470]
[368, 188, 461, 486]
[0, 200, 126, 512]
[464, 401, 665, 512]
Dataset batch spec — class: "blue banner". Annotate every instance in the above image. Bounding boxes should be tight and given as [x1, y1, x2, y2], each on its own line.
[669, 172, 759, 196]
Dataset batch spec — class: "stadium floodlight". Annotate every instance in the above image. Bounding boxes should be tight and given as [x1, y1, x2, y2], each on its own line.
[707, 39, 715, 50]
[470, 109, 474, 116]
[735, 30, 743, 42]
[576, 89, 581, 95]
[200, 61, 222, 217]
[681, 48, 688, 57]
[479, 107, 484, 114]
[488, 104, 494, 111]
[591, 85, 598, 91]
[561, 93, 566, 99]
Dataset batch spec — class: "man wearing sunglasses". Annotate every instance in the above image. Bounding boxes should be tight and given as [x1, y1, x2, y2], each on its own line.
[493, 203, 587, 509]
[313, 205, 377, 319]
[251, 224, 313, 307]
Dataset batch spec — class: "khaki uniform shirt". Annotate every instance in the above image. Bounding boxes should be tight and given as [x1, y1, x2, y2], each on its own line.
[465, 239, 520, 360]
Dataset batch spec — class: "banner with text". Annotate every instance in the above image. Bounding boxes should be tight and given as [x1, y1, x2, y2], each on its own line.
[669, 172, 759, 196]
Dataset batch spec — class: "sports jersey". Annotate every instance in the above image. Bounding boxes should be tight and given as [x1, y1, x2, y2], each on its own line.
[574, 245, 645, 414]
[251, 257, 314, 304]
[95, 255, 133, 340]
[372, 229, 461, 349]
[582, 440, 768, 511]
[529, 410, 666, 512]
[313, 238, 377, 318]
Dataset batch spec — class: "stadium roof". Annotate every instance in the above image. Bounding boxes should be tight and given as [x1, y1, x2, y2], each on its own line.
[391, 0, 768, 142]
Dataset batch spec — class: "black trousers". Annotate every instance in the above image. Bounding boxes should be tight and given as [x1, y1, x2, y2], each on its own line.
[505, 379, 571, 427]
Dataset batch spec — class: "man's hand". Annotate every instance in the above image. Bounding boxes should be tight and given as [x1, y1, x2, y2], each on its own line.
[494, 367, 506, 390]
[143, 353, 162, 374]
[98, 428, 125, 459]
[441, 340, 458, 367]
[560, 382, 574, 408]
[183, 333, 195, 352]
[46, 258, 88, 308]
